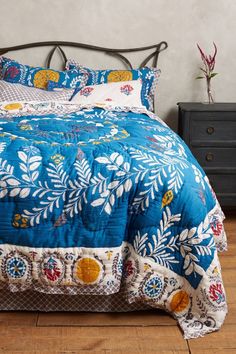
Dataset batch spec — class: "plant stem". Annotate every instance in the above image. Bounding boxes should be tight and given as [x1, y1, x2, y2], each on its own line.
[206, 77, 214, 103]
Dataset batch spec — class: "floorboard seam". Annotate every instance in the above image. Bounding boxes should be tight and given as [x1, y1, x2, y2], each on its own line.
[186, 339, 192, 354]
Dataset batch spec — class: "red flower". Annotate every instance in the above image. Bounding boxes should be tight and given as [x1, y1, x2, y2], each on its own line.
[211, 220, 223, 236]
[5, 66, 20, 79]
[124, 260, 134, 277]
[120, 84, 134, 96]
[209, 283, 225, 304]
[197, 42, 217, 77]
[80, 87, 94, 97]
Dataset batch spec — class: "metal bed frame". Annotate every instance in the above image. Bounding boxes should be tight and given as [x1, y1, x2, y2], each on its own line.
[0, 40, 168, 69]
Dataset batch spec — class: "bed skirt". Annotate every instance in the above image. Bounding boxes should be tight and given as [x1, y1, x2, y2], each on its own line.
[0, 289, 151, 312]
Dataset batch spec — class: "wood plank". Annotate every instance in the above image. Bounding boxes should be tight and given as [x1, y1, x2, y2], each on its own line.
[221, 269, 236, 286]
[218, 256, 236, 268]
[225, 303, 236, 325]
[0, 312, 38, 327]
[188, 324, 236, 350]
[37, 310, 175, 327]
[0, 327, 188, 352]
[219, 245, 236, 257]
[225, 287, 236, 304]
[190, 350, 236, 354]
[2, 351, 190, 354]
[104, 351, 189, 354]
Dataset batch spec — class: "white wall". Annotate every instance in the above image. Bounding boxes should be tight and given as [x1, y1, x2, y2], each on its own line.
[0, 0, 236, 131]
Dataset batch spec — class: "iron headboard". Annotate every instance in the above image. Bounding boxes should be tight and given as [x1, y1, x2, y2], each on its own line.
[0, 41, 168, 69]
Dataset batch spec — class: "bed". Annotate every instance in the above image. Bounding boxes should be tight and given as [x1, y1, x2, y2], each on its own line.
[0, 41, 227, 339]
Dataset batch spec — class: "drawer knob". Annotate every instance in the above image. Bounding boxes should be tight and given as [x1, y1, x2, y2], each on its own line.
[206, 126, 215, 135]
[206, 153, 214, 162]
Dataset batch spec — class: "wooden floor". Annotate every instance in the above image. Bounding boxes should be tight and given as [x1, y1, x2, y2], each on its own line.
[0, 212, 235, 354]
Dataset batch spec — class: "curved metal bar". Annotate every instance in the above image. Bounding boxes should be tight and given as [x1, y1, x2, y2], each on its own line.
[46, 46, 68, 68]
[0, 41, 168, 69]
[140, 50, 160, 68]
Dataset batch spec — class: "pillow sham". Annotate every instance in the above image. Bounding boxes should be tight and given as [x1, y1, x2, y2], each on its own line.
[71, 79, 146, 110]
[0, 57, 88, 91]
[0, 80, 74, 102]
[66, 59, 160, 111]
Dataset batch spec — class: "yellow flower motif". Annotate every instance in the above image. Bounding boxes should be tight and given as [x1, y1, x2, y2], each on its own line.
[64, 280, 74, 286]
[20, 124, 33, 131]
[51, 154, 65, 165]
[3, 103, 23, 111]
[92, 141, 102, 145]
[76, 257, 101, 284]
[12, 214, 29, 228]
[33, 70, 60, 90]
[105, 250, 113, 260]
[121, 129, 129, 135]
[213, 266, 220, 275]
[107, 70, 133, 83]
[144, 263, 151, 272]
[170, 291, 190, 313]
[161, 190, 174, 209]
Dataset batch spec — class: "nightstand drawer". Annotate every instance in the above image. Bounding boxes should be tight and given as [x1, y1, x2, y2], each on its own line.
[208, 174, 236, 195]
[192, 147, 236, 169]
[190, 114, 236, 144]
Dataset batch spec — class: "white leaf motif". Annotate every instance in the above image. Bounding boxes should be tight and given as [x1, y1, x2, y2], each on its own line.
[6, 178, 20, 186]
[95, 157, 110, 164]
[20, 188, 30, 198]
[22, 174, 31, 182]
[17, 151, 27, 163]
[0, 189, 7, 198]
[29, 162, 41, 171]
[116, 155, 124, 166]
[9, 188, 21, 197]
[108, 181, 119, 189]
[104, 203, 112, 214]
[110, 194, 115, 206]
[116, 185, 124, 198]
[124, 179, 132, 192]
[29, 156, 42, 164]
[110, 152, 119, 162]
[91, 198, 105, 207]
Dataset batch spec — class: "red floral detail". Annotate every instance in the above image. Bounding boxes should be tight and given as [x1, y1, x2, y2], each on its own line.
[211, 220, 223, 236]
[5, 66, 20, 79]
[80, 87, 94, 97]
[105, 98, 113, 101]
[124, 260, 134, 277]
[209, 282, 225, 304]
[120, 84, 134, 96]
[43, 257, 62, 282]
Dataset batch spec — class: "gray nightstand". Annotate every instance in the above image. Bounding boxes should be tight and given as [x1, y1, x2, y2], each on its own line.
[178, 102, 236, 207]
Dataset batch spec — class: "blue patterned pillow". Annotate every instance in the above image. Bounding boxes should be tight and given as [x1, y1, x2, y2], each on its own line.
[1, 57, 88, 91]
[66, 59, 160, 111]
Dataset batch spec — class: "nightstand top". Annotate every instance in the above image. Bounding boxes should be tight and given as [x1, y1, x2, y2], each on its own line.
[178, 102, 236, 112]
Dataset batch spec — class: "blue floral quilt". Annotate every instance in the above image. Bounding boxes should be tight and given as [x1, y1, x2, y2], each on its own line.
[0, 101, 227, 338]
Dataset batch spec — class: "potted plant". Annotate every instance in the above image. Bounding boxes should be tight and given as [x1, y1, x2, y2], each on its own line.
[196, 43, 218, 103]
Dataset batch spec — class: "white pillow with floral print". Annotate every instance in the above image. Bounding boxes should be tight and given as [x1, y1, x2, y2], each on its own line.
[71, 79, 146, 109]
